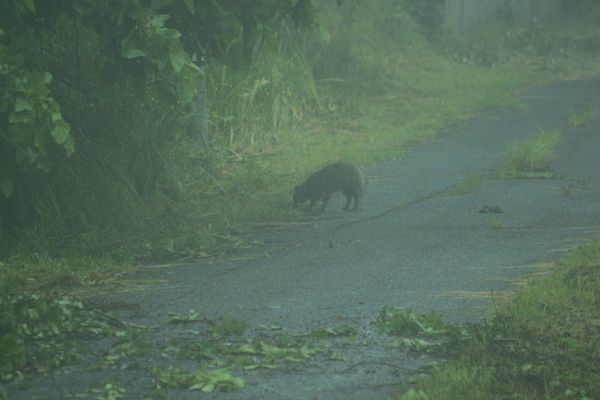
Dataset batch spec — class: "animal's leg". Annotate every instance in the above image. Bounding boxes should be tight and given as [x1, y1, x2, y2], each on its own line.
[352, 195, 359, 210]
[343, 195, 351, 211]
[321, 195, 331, 211]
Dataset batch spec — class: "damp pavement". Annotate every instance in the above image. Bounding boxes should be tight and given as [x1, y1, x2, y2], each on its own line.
[7, 78, 600, 399]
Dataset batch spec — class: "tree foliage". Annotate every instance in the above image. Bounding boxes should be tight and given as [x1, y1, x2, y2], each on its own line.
[0, 10, 73, 198]
[0, 0, 316, 251]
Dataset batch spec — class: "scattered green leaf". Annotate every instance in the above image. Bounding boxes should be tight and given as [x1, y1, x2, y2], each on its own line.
[168, 310, 202, 324]
[373, 307, 446, 336]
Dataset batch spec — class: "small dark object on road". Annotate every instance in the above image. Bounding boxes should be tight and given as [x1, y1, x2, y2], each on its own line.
[479, 205, 504, 214]
[293, 161, 364, 211]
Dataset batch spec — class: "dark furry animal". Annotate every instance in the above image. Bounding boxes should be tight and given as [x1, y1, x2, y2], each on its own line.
[293, 161, 364, 211]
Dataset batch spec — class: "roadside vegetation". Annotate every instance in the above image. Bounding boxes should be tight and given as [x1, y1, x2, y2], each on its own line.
[569, 104, 600, 127]
[499, 129, 562, 179]
[398, 239, 600, 400]
[1, 0, 600, 397]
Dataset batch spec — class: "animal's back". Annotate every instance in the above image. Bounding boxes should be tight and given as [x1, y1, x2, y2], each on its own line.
[294, 161, 363, 210]
[316, 161, 362, 194]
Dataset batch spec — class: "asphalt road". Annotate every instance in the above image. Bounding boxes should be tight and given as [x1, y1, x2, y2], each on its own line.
[8, 78, 600, 399]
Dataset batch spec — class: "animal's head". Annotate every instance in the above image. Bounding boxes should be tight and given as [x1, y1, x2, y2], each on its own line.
[293, 185, 307, 208]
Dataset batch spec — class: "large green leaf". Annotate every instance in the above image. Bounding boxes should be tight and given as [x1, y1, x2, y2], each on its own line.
[121, 37, 147, 59]
[14, 97, 33, 112]
[50, 120, 71, 145]
[123, 48, 147, 59]
[148, 14, 170, 29]
[50, 111, 62, 122]
[176, 82, 195, 104]
[169, 47, 186, 72]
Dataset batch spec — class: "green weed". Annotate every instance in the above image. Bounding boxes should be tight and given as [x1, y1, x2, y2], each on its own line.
[92, 383, 126, 400]
[209, 317, 250, 338]
[486, 217, 506, 230]
[391, 337, 439, 352]
[153, 367, 244, 393]
[310, 324, 357, 339]
[179, 335, 324, 371]
[373, 307, 446, 336]
[167, 310, 202, 324]
[569, 105, 599, 127]
[449, 174, 484, 196]
[102, 328, 151, 370]
[500, 129, 561, 178]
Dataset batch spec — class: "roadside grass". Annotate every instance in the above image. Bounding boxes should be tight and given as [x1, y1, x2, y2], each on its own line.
[485, 217, 506, 230]
[0, 255, 129, 297]
[398, 239, 600, 400]
[569, 104, 600, 127]
[449, 174, 485, 196]
[499, 129, 562, 178]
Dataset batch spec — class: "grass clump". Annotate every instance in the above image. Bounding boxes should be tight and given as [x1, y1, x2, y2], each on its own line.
[569, 105, 600, 127]
[500, 129, 561, 178]
[398, 239, 600, 400]
[449, 174, 485, 196]
[486, 217, 506, 230]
